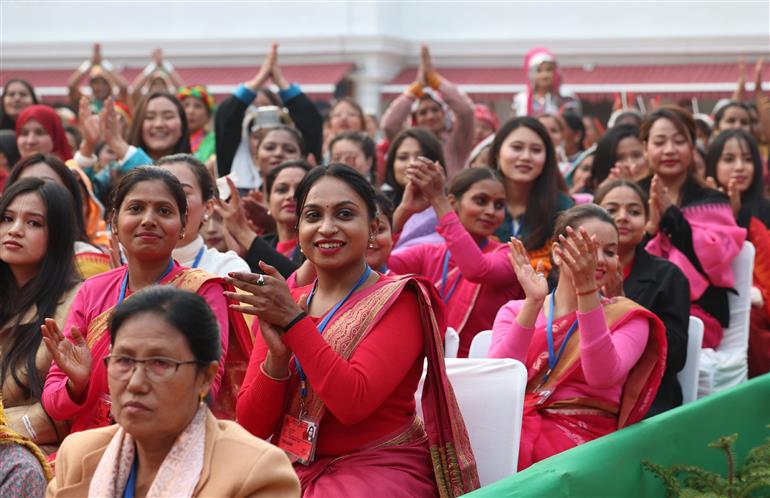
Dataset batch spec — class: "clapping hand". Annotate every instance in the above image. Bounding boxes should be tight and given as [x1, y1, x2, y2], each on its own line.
[554, 226, 599, 295]
[509, 238, 548, 303]
[41, 319, 92, 399]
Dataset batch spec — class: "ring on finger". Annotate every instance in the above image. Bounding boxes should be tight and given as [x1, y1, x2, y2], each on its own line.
[256, 274, 266, 286]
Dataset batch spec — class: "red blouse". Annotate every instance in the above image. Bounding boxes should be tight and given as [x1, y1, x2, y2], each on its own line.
[236, 286, 425, 457]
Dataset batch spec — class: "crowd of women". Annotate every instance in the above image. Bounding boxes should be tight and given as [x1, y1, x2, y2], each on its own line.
[0, 41, 768, 497]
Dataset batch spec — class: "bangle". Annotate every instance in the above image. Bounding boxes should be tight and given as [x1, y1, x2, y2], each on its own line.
[101, 59, 114, 72]
[282, 311, 307, 332]
[260, 361, 291, 382]
[407, 81, 424, 98]
[426, 71, 441, 90]
[21, 414, 38, 442]
[78, 60, 91, 73]
[576, 287, 598, 296]
[161, 60, 175, 74]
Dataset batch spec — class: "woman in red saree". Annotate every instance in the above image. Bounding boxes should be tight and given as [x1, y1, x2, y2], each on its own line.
[40, 167, 251, 439]
[229, 164, 478, 497]
[388, 165, 523, 357]
[489, 204, 666, 470]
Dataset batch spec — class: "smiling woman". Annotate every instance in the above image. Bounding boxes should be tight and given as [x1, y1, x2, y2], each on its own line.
[489, 204, 666, 470]
[41, 166, 252, 437]
[387, 166, 524, 357]
[230, 164, 479, 497]
[47, 286, 299, 497]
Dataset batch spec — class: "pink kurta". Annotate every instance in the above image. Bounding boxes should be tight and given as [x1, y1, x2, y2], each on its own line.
[489, 300, 649, 402]
[388, 211, 523, 357]
[42, 262, 229, 435]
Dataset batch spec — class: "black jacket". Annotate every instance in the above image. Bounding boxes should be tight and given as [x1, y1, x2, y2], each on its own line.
[215, 90, 323, 177]
[624, 245, 690, 417]
[245, 232, 305, 279]
[639, 176, 733, 328]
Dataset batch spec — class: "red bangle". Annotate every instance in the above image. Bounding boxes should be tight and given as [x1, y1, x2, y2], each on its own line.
[576, 287, 598, 296]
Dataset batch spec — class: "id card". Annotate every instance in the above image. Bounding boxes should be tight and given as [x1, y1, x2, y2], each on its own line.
[277, 414, 318, 465]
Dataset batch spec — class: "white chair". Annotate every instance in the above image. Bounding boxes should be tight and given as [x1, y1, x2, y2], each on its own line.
[444, 327, 460, 358]
[415, 358, 527, 486]
[677, 316, 704, 405]
[698, 241, 755, 398]
[468, 330, 493, 358]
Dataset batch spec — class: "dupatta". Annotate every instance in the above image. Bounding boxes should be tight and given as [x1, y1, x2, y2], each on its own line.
[524, 297, 667, 428]
[279, 274, 479, 498]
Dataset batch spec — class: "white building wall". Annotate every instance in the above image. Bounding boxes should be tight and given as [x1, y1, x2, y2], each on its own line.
[2, 1, 768, 112]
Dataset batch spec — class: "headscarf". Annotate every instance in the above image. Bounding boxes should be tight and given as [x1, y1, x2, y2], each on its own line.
[15, 105, 73, 161]
[524, 47, 561, 117]
[0, 394, 52, 481]
[177, 85, 215, 115]
[473, 103, 499, 131]
[410, 88, 453, 132]
[230, 105, 292, 190]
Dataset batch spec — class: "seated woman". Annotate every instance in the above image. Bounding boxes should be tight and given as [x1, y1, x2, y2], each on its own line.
[489, 204, 666, 470]
[323, 98, 368, 160]
[47, 286, 299, 497]
[5, 154, 109, 279]
[216, 160, 310, 277]
[74, 92, 191, 200]
[639, 106, 746, 348]
[704, 129, 770, 377]
[388, 166, 523, 357]
[380, 44, 475, 179]
[41, 167, 250, 432]
[178, 85, 217, 163]
[230, 164, 478, 497]
[15, 105, 73, 161]
[589, 124, 649, 191]
[1, 179, 82, 449]
[595, 180, 690, 416]
[491, 117, 574, 275]
[384, 127, 447, 250]
[0, 78, 38, 131]
[156, 153, 249, 277]
[1, 394, 50, 496]
[329, 131, 376, 184]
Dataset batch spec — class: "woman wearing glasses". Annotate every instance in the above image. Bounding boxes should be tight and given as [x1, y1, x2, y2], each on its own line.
[47, 286, 299, 497]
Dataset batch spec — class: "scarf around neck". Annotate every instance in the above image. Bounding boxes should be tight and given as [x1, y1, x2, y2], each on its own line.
[88, 405, 207, 498]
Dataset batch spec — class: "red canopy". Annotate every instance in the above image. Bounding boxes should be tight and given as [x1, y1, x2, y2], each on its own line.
[384, 63, 746, 101]
[1, 63, 354, 101]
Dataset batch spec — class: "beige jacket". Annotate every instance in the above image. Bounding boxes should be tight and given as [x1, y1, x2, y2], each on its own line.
[46, 411, 300, 497]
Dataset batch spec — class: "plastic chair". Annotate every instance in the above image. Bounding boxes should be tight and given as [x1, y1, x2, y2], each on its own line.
[468, 330, 493, 358]
[698, 241, 755, 398]
[677, 316, 704, 405]
[415, 358, 527, 485]
[445, 327, 460, 358]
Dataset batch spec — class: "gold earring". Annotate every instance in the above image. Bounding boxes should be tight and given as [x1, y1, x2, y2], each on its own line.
[198, 392, 206, 405]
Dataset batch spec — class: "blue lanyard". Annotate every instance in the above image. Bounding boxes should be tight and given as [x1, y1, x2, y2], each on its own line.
[439, 239, 488, 304]
[544, 292, 579, 382]
[117, 259, 174, 305]
[122, 456, 138, 498]
[296, 265, 373, 398]
[191, 246, 205, 268]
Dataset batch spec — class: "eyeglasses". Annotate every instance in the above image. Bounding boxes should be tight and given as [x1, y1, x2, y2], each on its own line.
[104, 354, 201, 382]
